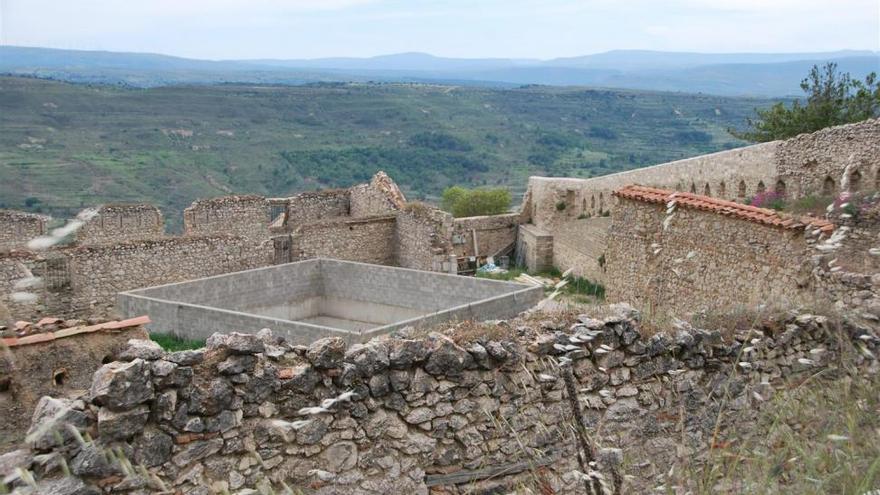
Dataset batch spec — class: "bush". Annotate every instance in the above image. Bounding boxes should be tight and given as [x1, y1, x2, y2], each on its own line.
[555, 201, 567, 211]
[441, 186, 511, 218]
[750, 190, 786, 210]
[408, 131, 472, 152]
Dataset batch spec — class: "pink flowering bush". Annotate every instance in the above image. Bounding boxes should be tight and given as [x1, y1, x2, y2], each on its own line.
[750, 190, 786, 210]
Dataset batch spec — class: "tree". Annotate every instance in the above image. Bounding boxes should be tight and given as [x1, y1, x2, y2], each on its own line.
[440, 186, 511, 218]
[735, 63, 880, 142]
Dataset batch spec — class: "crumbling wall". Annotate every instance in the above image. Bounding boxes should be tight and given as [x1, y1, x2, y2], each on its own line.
[291, 216, 396, 266]
[75, 204, 164, 246]
[451, 213, 520, 259]
[0, 252, 38, 321]
[0, 319, 149, 451]
[776, 118, 880, 197]
[65, 236, 273, 315]
[0, 210, 48, 251]
[349, 171, 407, 218]
[605, 196, 818, 316]
[11, 308, 876, 494]
[395, 204, 454, 271]
[184, 195, 269, 240]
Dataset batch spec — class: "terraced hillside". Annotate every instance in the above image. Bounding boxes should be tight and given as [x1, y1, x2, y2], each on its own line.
[0, 76, 778, 229]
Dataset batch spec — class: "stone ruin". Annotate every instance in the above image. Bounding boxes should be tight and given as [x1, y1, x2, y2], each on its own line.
[0, 304, 877, 494]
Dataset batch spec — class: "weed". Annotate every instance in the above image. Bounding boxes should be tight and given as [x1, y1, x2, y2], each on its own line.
[150, 333, 205, 352]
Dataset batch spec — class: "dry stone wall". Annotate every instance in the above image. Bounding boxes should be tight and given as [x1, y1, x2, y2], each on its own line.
[605, 198, 816, 315]
[552, 217, 610, 283]
[283, 190, 351, 229]
[0, 210, 48, 252]
[9, 307, 877, 494]
[349, 171, 406, 218]
[75, 205, 164, 246]
[184, 196, 269, 241]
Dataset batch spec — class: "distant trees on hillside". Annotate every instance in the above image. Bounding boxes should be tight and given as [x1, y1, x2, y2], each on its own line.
[736, 63, 879, 142]
[441, 186, 511, 217]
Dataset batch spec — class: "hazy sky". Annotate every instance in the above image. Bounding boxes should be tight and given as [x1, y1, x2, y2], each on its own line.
[1, 0, 878, 60]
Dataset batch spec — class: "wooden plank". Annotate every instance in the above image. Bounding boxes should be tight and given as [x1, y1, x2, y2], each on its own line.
[425, 456, 556, 487]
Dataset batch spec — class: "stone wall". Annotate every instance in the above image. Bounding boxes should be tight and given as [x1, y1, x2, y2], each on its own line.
[395, 204, 454, 272]
[283, 190, 351, 228]
[0, 319, 149, 451]
[605, 193, 820, 316]
[517, 224, 553, 273]
[10, 306, 876, 494]
[75, 204, 164, 246]
[0, 210, 48, 252]
[451, 213, 520, 259]
[349, 171, 407, 218]
[0, 251, 39, 322]
[776, 118, 880, 197]
[184, 196, 270, 241]
[65, 236, 273, 316]
[552, 217, 610, 283]
[291, 216, 397, 266]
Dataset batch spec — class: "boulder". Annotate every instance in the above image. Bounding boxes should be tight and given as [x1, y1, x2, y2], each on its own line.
[226, 332, 266, 355]
[97, 405, 150, 441]
[118, 338, 165, 361]
[345, 342, 389, 376]
[306, 337, 346, 369]
[26, 397, 90, 451]
[89, 359, 154, 411]
[424, 335, 473, 377]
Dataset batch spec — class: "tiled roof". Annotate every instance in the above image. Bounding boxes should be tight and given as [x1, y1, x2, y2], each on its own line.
[613, 185, 835, 234]
[1, 316, 150, 348]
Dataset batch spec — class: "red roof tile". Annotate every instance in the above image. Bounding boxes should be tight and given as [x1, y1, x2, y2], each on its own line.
[1, 316, 149, 348]
[613, 185, 835, 234]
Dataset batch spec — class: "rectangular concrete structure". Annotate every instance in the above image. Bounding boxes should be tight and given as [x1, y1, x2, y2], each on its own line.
[118, 258, 543, 345]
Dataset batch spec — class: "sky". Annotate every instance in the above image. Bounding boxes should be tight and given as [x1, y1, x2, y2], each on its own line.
[1, 0, 878, 60]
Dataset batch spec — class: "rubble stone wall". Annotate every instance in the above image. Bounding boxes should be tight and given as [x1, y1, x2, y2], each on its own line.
[291, 216, 396, 266]
[349, 172, 405, 218]
[0, 325, 149, 451]
[13, 308, 876, 494]
[0, 210, 48, 251]
[552, 216, 610, 283]
[605, 197, 814, 315]
[75, 205, 165, 246]
[776, 118, 880, 197]
[395, 205, 454, 272]
[284, 190, 351, 228]
[66, 236, 273, 315]
[184, 196, 270, 241]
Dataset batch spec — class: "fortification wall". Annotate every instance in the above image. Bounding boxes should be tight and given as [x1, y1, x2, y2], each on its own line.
[605, 197, 816, 315]
[291, 216, 396, 266]
[0, 210, 48, 251]
[13, 308, 875, 494]
[451, 213, 520, 259]
[517, 224, 553, 272]
[395, 204, 454, 272]
[776, 118, 880, 197]
[75, 204, 164, 246]
[65, 236, 272, 315]
[184, 196, 269, 240]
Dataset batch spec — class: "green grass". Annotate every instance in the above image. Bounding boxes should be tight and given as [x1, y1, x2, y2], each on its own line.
[150, 333, 205, 352]
[477, 266, 605, 300]
[0, 76, 777, 230]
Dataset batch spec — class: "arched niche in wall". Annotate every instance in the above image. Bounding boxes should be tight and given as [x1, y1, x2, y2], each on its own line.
[738, 180, 747, 198]
[775, 179, 787, 196]
[591, 195, 596, 210]
[850, 169, 862, 192]
[703, 183, 711, 196]
[598, 192, 605, 213]
[823, 176, 836, 196]
[876, 168, 880, 190]
[756, 181, 766, 194]
[718, 181, 727, 198]
[689, 182, 696, 193]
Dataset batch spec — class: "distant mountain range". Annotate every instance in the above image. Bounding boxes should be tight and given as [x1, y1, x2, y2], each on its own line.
[1, 46, 877, 96]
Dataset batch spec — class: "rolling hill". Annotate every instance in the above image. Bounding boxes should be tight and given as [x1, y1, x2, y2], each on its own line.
[0, 76, 779, 230]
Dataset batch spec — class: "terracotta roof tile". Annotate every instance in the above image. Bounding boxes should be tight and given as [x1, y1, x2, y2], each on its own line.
[613, 185, 835, 233]
[1, 316, 149, 348]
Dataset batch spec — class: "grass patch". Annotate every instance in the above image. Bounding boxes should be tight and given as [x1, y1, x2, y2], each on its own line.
[150, 333, 205, 352]
[685, 370, 880, 494]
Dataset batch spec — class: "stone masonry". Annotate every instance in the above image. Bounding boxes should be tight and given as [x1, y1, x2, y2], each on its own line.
[4, 305, 877, 494]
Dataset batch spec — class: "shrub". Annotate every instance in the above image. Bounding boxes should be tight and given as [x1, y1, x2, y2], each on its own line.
[440, 186, 511, 218]
[750, 190, 786, 210]
[408, 131, 472, 152]
[555, 201, 567, 211]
